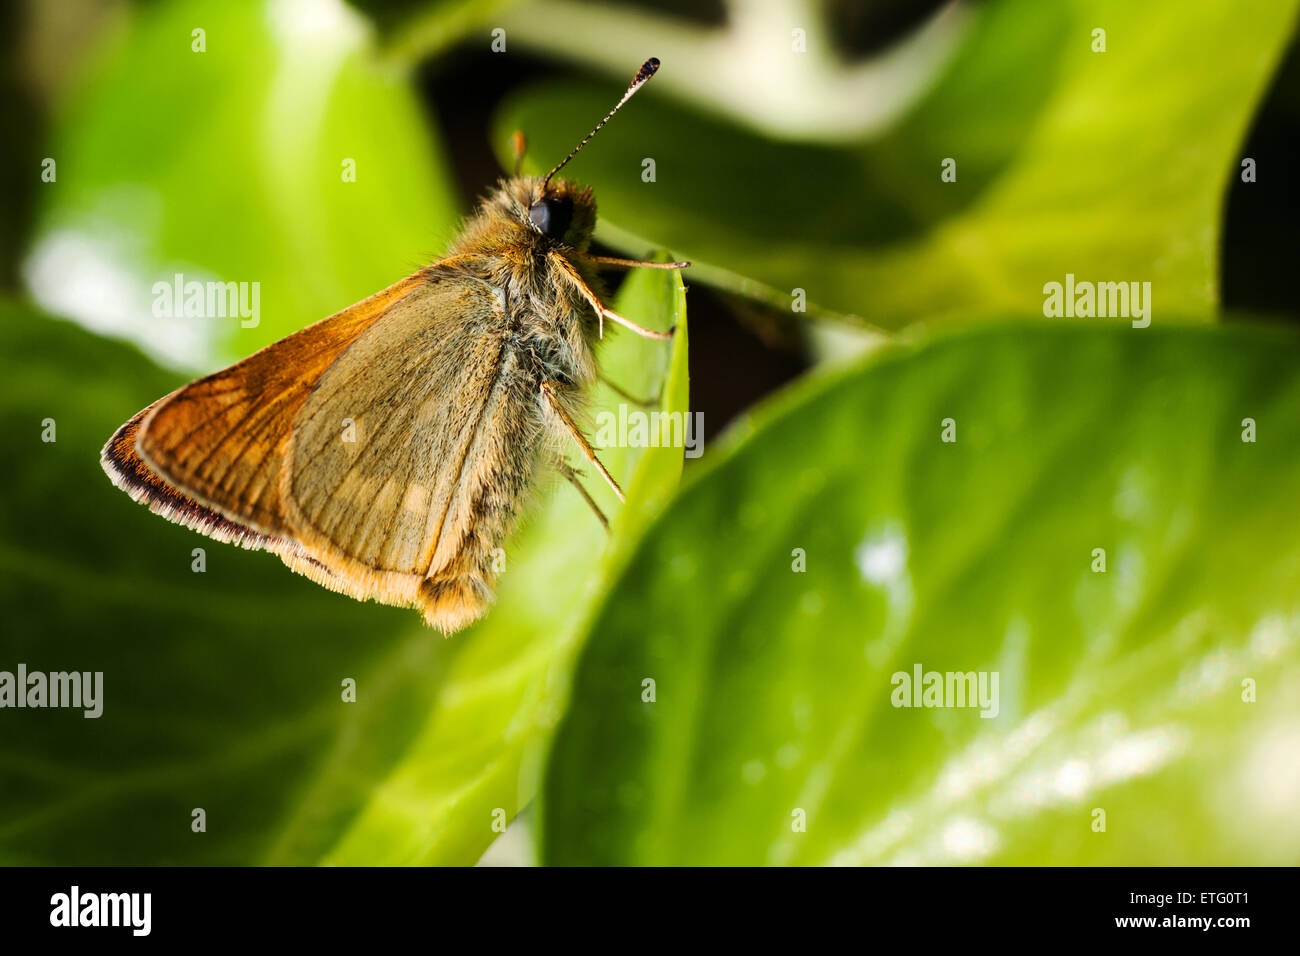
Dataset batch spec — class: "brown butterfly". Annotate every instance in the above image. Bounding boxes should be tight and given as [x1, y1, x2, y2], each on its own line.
[101, 58, 686, 634]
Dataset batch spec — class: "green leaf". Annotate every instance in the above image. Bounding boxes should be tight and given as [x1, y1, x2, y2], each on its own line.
[0, 263, 686, 865]
[371, 0, 525, 63]
[541, 319, 1300, 865]
[321, 261, 688, 865]
[497, 0, 1299, 325]
[24, 0, 460, 370]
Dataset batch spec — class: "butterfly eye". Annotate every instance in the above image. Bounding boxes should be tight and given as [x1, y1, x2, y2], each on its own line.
[528, 197, 573, 240]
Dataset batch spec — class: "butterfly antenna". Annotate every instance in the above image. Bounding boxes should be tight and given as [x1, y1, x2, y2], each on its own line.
[542, 57, 659, 191]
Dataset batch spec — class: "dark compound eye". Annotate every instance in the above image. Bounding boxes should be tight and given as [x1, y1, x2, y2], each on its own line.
[528, 196, 573, 240]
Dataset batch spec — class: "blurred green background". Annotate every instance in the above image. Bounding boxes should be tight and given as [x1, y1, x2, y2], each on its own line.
[1, 0, 1298, 866]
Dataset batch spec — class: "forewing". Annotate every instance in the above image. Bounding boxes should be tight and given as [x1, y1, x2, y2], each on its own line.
[129, 272, 427, 536]
[282, 270, 519, 598]
[102, 396, 276, 550]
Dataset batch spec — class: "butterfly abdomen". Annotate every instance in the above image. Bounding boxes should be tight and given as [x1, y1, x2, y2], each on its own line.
[410, 272, 600, 631]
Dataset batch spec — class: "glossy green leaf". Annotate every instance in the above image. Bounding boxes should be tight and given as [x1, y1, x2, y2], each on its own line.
[497, 0, 1298, 325]
[541, 319, 1300, 865]
[0, 262, 686, 865]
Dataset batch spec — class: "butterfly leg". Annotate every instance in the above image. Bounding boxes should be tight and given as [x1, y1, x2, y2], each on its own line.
[598, 373, 659, 407]
[579, 253, 690, 271]
[540, 379, 624, 503]
[555, 457, 609, 529]
[549, 252, 674, 340]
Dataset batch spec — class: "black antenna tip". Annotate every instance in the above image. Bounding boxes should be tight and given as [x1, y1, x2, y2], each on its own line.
[542, 57, 661, 189]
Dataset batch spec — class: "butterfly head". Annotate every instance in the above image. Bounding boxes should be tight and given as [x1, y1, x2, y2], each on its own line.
[526, 177, 596, 245]
[495, 58, 659, 251]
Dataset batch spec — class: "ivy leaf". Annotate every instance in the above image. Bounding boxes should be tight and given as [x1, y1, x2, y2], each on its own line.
[24, 0, 461, 370]
[541, 319, 1300, 865]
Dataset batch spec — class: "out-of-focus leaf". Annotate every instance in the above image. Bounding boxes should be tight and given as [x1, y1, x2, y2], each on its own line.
[23, 0, 460, 370]
[541, 319, 1300, 865]
[366, 0, 523, 61]
[498, 0, 1299, 325]
[0, 303, 438, 864]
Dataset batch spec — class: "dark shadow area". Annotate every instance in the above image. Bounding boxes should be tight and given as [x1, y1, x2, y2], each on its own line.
[1222, 32, 1300, 323]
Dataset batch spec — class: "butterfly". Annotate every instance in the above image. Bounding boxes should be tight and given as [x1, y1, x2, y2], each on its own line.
[102, 58, 686, 634]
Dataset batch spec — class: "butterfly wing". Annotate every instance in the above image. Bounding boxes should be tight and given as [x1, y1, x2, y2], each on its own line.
[104, 265, 534, 632]
[102, 271, 427, 554]
[103, 395, 278, 550]
[279, 268, 535, 631]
